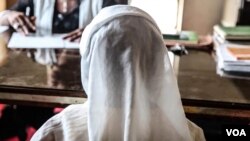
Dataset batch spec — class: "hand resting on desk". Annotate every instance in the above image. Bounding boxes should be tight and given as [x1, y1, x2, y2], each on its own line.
[6, 11, 36, 35]
[63, 28, 84, 43]
[0, 11, 83, 43]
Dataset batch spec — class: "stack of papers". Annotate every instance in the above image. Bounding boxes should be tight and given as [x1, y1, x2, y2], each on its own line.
[216, 45, 250, 79]
[213, 24, 250, 79]
[8, 33, 79, 49]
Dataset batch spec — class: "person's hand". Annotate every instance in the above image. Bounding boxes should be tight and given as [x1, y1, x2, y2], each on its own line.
[7, 11, 36, 35]
[63, 28, 84, 43]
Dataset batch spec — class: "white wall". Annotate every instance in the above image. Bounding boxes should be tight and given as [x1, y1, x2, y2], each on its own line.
[182, 0, 225, 35]
[130, 0, 179, 34]
[0, 0, 6, 11]
[221, 0, 241, 27]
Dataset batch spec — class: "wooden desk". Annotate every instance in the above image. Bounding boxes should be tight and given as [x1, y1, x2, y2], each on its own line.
[0, 29, 86, 107]
[178, 50, 250, 108]
[0, 30, 250, 114]
[178, 50, 250, 139]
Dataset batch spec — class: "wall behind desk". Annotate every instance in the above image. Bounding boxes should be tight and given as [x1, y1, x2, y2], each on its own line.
[182, 0, 225, 35]
[2, 0, 224, 35]
[0, 0, 6, 11]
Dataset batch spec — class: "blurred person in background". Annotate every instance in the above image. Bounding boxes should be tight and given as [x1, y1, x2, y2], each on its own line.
[0, 0, 127, 89]
[0, 0, 127, 141]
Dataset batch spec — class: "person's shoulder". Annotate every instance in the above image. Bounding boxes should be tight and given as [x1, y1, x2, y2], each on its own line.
[30, 113, 62, 141]
[31, 103, 89, 141]
[62, 103, 88, 117]
[57, 103, 89, 140]
[60, 103, 88, 126]
[187, 119, 206, 141]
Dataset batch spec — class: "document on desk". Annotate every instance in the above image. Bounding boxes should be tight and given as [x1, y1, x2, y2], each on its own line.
[8, 33, 79, 49]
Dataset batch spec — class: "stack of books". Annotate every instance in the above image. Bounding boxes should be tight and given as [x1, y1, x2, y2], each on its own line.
[213, 25, 250, 79]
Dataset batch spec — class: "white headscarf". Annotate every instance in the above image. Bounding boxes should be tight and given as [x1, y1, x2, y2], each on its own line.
[80, 5, 194, 141]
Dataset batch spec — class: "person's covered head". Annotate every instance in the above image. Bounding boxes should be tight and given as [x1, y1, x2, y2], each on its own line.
[80, 5, 192, 141]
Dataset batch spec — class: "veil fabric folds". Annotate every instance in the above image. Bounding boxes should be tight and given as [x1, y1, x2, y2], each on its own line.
[80, 5, 204, 141]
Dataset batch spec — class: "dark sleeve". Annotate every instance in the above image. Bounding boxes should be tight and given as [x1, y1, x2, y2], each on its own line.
[9, 0, 34, 16]
[102, 0, 128, 8]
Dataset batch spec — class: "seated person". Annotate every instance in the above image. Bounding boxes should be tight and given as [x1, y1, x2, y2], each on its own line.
[0, 0, 127, 140]
[0, 0, 127, 89]
[31, 5, 206, 141]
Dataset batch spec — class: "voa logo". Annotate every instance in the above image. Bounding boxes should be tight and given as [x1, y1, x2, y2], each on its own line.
[226, 129, 246, 136]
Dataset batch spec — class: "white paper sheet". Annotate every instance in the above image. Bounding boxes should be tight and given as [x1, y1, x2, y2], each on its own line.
[8, 33, 79, 49]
